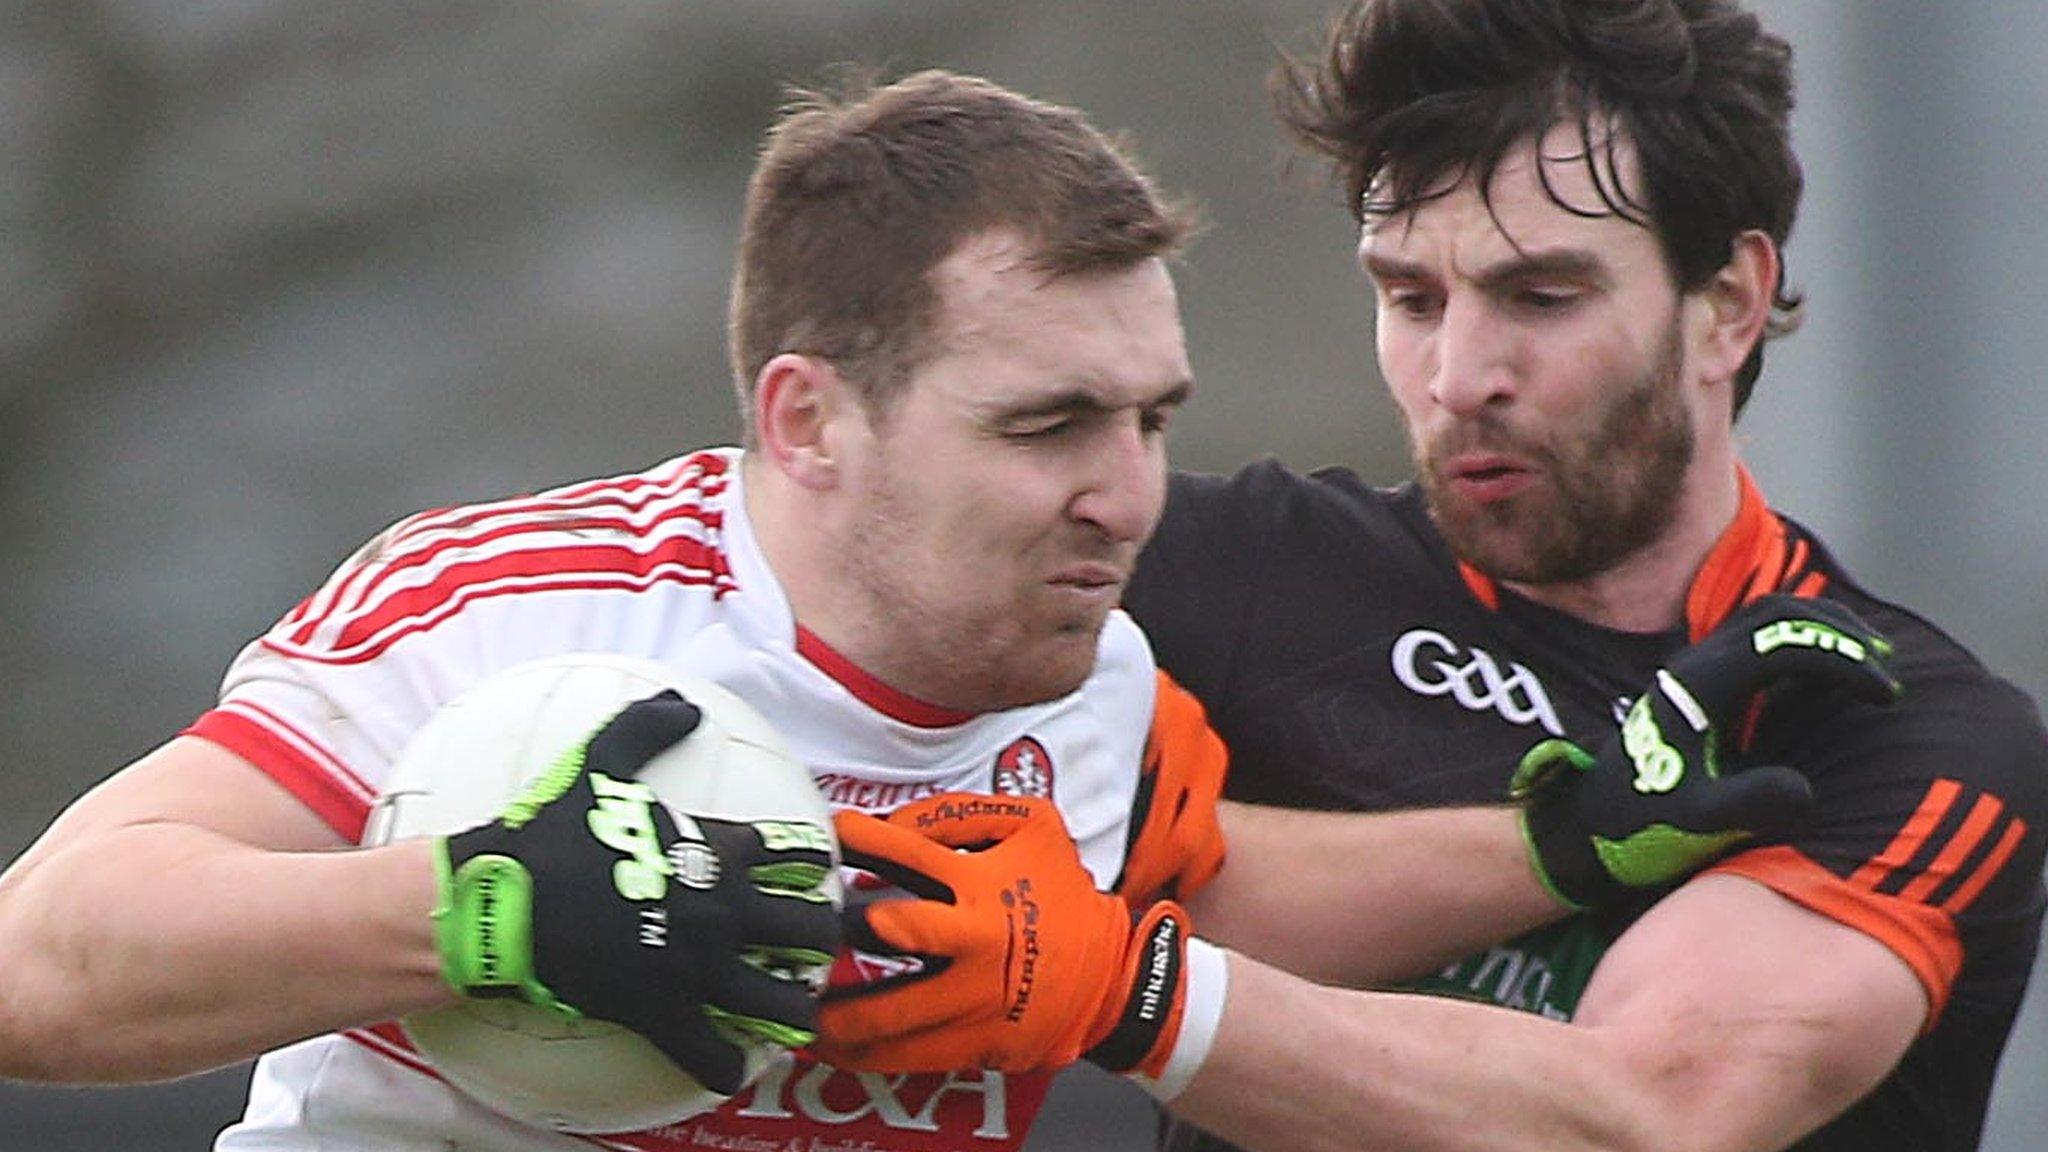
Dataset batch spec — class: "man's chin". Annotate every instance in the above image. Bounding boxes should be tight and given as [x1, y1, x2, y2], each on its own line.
[1000, 630, 1105, 708]
[1431, 505, 1557, 585]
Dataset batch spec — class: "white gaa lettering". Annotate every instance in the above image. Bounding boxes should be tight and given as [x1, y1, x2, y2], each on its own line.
[1391, 629, 1565, 736]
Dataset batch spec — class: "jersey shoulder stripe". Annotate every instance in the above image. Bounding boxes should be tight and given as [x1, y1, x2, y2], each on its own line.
[291, 452, 732, 632]
[1708, 773, 2031, 1027]
[1850, 778, 2030, 914]
[269, 453, 736, 664]
[330, 458, 732, 620]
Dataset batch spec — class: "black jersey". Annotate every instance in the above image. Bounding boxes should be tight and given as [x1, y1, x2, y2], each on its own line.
[1123, 459, 2048, 1152]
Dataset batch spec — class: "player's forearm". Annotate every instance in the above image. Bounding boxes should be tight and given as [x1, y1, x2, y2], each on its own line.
[0, 827, 450, 1082]
[1168, 953, 1666, 1152]
[1188, 802, 1561, 986]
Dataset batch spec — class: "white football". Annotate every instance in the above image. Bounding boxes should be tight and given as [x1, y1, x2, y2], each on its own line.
[361, 652, 840, 1134]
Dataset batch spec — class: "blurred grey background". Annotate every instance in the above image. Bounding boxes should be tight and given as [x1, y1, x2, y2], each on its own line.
[2, 1, 2043, 1149]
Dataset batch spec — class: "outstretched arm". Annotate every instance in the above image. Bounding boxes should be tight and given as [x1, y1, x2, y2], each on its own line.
[0, 736, 449, 1082]
[1171, 873, 1926, 1152]
[818, 798, 1926, 1152]
[1188, 800, 1556, 986]
[1129, 674, 1563, 985]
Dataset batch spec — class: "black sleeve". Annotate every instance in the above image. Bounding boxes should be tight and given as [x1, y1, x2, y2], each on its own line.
[1717, 671, 2048, 1014]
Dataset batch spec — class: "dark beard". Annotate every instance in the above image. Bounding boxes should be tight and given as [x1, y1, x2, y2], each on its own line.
[1417, 323, 1693, 585]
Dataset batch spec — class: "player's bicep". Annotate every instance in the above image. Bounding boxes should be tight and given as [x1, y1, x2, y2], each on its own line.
[15, 736, 346, 873]
[1579, 873, 1926, 1151]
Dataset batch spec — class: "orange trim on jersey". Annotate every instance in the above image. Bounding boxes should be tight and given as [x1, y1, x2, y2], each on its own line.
[1850, 778, 1963, 890]
[1897, 793, 2006, 904]
[794, 625, 980, 729]
[1686, 466, 1789, 639]
[1783, 536, 1810, 581]
[1943, 819, 2030, 914]
[184, 708, 374, 841]
[1708, 845, 1960, 1024]
[1456, 561, 1501, 610]
[1447, 466, 1818, 632]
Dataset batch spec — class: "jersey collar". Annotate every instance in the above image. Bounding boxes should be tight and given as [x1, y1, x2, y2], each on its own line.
[793, 625, 981, 729]
[1456, 464, 1827, 641]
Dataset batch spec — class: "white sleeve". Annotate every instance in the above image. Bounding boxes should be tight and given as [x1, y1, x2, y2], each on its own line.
[182, 462, 737, 838]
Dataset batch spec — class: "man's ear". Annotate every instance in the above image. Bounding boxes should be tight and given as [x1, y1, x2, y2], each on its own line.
[753, 353, 860, 491]
[1690, 229, 1779, 388]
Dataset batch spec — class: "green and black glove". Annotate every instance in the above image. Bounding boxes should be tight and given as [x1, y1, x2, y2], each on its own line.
[433, 691, 840, 1095]
[1514, 594, 1903, 910]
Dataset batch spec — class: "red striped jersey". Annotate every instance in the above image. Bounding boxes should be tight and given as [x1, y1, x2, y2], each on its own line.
[190, 447, 1179, 1152]
[1127, 459, 2048, 1152]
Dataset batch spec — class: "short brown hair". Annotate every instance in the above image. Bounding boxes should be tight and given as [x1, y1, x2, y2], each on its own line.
[728, 69, 1198, 434]
[1277, 0, 1802, 415]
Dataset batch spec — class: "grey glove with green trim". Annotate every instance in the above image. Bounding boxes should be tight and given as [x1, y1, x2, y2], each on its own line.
[433, 690, 840, 1095]
[1514, 594, 1903, 910]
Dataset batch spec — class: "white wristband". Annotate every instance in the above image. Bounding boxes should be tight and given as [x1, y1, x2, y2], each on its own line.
[1131, 936, 1229, 1102]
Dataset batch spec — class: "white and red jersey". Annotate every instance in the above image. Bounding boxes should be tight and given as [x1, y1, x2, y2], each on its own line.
[190, 448, 1162, 1152]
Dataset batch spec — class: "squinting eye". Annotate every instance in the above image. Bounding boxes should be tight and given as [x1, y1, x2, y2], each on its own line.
[1518, 290, 1577, 312]
[1140, 408, 1173, 435]
[1385, 292, 1440, 319]
[1005, 420, 1070, 440]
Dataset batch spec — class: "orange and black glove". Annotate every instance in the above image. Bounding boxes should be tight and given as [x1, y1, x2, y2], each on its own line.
[814, 794, 1196, 1080]
[1114, 673, 1229, 906]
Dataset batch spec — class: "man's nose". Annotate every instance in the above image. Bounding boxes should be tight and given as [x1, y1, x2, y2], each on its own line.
[1429, 299, 1518, 416]
[1068, 420, 1166, 545]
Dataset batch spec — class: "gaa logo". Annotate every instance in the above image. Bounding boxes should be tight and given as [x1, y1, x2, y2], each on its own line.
[992, 736, 1055, 798]
[1391, 628, 1565, 735]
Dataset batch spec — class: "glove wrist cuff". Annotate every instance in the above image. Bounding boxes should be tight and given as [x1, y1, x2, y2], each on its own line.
[1519, 799, 1609, 912]
[1085, 904, 1228, 1101]
[1085, 902, 1190, 1073]
[1127, 936, 1228, 1102]
[432, 837, 547, 1003]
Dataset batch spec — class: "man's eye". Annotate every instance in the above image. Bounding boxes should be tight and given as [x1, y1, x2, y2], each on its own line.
[1517, 289, 1579, 313]
[1005, 419, 1070, 440]
[1385, 291, 1440, 319]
